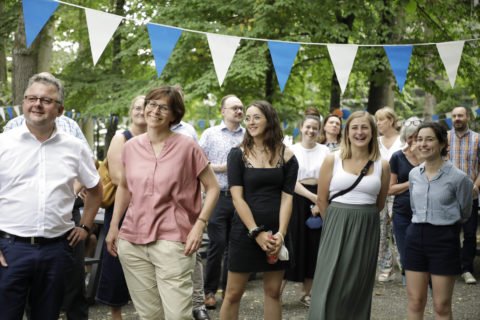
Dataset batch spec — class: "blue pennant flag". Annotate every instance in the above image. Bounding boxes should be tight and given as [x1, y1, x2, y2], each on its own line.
[199, 120, 205, 129]
[23, 0, 59, 48]
[6, 107, 13, 119]
[432, 115, 439, 120]
[383, 45, 413, 92]
[67, 111, 72, 118]
[268, 41, 300, 92]
[476, 109, 480, 117]
[341, 109, 351, 119]
[445, 118, 452, 129]
[293, 128, 300, 140]
[147, 24, 182, 78]
[283, 121, 288, 130]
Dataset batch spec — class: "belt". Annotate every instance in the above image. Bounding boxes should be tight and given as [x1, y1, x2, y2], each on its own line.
[0, 230, 69, 245]
[220, 190, 231, 197]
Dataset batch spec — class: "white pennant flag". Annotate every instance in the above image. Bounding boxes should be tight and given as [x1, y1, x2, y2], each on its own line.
[209, 119, 216, 128]
[85, 8, 123, 66]
[206, 34, 241, 86]
[436, 41, 464, 88]
[13, 105, 21, 116]
[327, 44, 358, 94]
[0, 108, 4, 121]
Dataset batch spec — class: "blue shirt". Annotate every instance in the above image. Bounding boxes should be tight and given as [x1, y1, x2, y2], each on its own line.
[409, 161, 473, 225]
[199, 122, 245, 190]
[390, 150, 415, 218]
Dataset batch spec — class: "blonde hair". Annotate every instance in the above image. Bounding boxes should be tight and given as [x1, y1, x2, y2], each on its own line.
[130, 95, 145, 111]
[340, 111, 381, 161]
[375, 107, 401, 132]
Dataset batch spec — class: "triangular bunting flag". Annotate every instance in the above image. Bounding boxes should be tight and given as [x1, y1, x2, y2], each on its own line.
[209, 119, 216, 128]
[13, 105, 21, 116]
[199, 120, 205, 129]
[6, 107, 13, 119]
[283, 121, 288, 130]
[67, 111, 72, 118]
[23, 0, 59, 48]
[432, 115, 439, 120]
[445, 118, 452, 129]
[327, 44, 358, 94]
[147, 24, 182, 78]
[436, 41, 465, 88]
[0, 108, 5, 121]
[293, 128, 300, 140]
[206, 34, 240, 86]
[85, 8, 123, 66]
[384, 45, 413, 92]
[268, 41, 300, 92]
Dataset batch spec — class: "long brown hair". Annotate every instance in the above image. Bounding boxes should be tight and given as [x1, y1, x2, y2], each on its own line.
[318, 114, 342, 144]
[241, 101, 284, 165]
[340, 111, 380, 161]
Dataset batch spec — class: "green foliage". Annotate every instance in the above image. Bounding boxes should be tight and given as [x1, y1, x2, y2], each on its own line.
[1, 0, 479, 127]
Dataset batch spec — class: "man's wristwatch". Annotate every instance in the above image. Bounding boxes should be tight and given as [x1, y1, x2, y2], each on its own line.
[79, 224, 91, 233]
[247, 225, 265, 240]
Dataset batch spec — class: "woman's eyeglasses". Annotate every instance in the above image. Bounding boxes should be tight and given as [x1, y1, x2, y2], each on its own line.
[403, 120, 422, 127]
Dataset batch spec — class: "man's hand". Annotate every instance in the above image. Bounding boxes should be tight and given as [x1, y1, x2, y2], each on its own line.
[67, 227, 89, 247]
[0, 249, 7, 267]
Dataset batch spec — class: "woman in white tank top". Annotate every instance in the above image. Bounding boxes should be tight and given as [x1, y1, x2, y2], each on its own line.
[308, 111, 390, 320]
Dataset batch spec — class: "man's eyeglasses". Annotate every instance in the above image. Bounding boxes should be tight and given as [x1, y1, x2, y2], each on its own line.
[146, 101, 170, 114]
[403, 120, 422, 127]
[224, 106, 244, 113]
[24, 95, 60, 106]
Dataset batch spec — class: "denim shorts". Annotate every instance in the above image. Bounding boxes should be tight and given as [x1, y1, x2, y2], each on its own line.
[404, 223, 461, 275]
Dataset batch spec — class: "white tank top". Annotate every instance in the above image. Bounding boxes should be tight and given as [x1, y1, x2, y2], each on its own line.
[329, 152, 382, 205]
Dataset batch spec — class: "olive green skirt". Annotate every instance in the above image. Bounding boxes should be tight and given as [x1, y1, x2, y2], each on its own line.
[308, 202, 380, 320]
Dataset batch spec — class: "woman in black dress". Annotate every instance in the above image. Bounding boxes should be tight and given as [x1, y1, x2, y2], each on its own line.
[219, 101, 298, 320]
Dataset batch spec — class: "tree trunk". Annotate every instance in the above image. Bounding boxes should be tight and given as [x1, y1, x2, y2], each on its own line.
[329, 73, 341, 110]
[265, 52, 275, 103]
[104, 115, 118, 156]
[0, 2, 7, 88]
[82, 118, 95, 154]
[12, 13, 38, 105]
[37, 19, 54, 72]
[423, 92, 436, 121]
[367, 73, 394, 114]
[111, 0, 125, 73]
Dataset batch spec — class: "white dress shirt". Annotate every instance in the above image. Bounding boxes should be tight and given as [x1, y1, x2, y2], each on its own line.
[0, 124, 100, 237]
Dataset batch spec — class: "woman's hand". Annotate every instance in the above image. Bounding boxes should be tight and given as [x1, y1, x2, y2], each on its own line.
[311, 205, 321, 217]
[270, 232, 284, 256]
[106, 226, 119, 257]
[184, 220, 204, 256]
[255, 231, 277, 254]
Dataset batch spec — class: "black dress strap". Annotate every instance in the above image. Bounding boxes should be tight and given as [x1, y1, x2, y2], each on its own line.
[123, 130, 133, 141]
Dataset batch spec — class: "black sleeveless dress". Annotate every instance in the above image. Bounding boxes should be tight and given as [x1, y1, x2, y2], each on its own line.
[226, 147, 298, 272]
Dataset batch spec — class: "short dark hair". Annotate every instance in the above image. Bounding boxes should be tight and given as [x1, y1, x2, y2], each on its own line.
[25, 74, 65, 105]
[144, 85, 185, 126]
[416, 121, 448, 157]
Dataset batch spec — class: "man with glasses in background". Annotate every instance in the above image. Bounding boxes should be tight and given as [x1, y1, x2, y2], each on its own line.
[447, 105, 480, 285]
[0, 73, 102, 319]
[200, 95, 245, 313]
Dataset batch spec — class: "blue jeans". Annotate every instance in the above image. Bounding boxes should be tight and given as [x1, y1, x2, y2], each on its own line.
[0, 237, 75, 319]
[393, 213, 411, 275]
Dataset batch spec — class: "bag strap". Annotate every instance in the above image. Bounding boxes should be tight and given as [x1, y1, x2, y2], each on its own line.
[123, 130, 133, 141]
[328, 160, 373, 203]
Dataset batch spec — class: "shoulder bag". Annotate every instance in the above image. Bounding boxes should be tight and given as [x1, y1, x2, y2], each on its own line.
[99, 130, 133, 209]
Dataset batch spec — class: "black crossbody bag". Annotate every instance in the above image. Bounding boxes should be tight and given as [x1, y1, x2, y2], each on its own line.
[328, 160, 374, 204]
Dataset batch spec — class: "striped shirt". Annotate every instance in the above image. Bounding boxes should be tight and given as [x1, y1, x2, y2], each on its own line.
[447, 129, 480, 185]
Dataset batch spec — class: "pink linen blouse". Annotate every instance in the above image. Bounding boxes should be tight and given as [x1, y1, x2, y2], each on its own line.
[119, 133, 209, 244]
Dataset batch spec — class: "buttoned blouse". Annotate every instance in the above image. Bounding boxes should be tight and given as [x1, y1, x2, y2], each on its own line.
[0, 124, 99, 237]
[119, 133, 209, 244]
[409, 161, 473, 225]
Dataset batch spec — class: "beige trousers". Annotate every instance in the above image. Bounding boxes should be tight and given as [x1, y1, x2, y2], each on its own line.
[118, 238, 195, 320]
